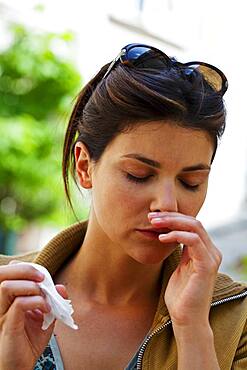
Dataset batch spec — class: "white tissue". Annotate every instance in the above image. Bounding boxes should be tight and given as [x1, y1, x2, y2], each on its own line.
[19, 262, 78, 330]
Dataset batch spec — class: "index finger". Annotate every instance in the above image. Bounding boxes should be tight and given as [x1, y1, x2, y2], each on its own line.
[148, 211, 195, 220]
[0, 264, 44, 283]
[149, 212, 212, 248]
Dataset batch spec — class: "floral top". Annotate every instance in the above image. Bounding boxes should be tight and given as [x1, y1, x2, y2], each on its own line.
[35, 334, 139, 370]
[34, 335, 64, 370]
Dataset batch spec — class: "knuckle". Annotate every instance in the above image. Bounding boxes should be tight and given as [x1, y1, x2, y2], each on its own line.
[212, 244, 223, 264]
[13, 295, 44, 311]
[191, 233, 200, 243]
[209, 257, 219, 272]
[171, 231, 179, 239]
[193, 219, 202, 229]
[13, 296, 25, 309]
[210, 259, 218, 270]
[215, 250, 223, 265]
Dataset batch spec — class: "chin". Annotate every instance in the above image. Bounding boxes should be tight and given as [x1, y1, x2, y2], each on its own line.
[130, 244, 177, 265]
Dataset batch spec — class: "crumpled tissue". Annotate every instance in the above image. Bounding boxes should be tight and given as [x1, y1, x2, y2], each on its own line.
[18, 262, 78, 330]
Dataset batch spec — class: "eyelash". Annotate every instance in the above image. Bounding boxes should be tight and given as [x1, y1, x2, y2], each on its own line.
[126, 173, 200, 192]
[126, 173, 152, 183]
[179, 180, 200, 192]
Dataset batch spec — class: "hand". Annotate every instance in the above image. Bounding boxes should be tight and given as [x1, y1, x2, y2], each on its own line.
[0, 261, 68, 370]
[149, 212, 222, 328]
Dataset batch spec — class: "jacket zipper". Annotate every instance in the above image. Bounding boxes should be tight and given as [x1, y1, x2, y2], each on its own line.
[136, 290, 247, 370]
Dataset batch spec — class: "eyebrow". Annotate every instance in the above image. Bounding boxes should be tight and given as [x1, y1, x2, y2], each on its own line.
[122, 154, 211, 171]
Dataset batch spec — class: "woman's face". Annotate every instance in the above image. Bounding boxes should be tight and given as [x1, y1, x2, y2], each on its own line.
[77, 121, 214, 264]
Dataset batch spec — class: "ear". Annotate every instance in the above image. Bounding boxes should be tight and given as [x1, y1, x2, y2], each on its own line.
[74, 142, 93, 189]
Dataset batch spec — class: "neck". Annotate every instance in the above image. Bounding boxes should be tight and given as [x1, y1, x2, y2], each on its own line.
[57, 219, 164, 307]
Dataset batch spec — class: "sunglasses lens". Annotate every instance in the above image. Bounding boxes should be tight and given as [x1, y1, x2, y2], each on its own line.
[105, 44, 227, 95]
[126, 46, 169, 69]
[186, 64, 224, 92]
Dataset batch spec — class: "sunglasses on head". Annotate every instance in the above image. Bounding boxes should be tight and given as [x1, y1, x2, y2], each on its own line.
[103, 43, 228, 96]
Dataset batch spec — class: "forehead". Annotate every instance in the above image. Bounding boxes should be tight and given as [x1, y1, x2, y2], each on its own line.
[103, 121, 214, 168]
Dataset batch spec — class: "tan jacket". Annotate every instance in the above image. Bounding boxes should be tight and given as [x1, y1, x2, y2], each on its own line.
[0, 221, 247, 370]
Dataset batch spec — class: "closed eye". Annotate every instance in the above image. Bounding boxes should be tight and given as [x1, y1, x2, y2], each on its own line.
[126, 173, 152, 184]
[180, 179, 200, 191]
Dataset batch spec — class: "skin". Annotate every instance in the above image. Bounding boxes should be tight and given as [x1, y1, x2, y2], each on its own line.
[0, 121, 221, 370]
[0, 261, 67, 370]
[71, 121, 221, 369]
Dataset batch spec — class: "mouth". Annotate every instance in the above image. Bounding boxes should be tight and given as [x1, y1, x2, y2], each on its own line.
[135, 228, 171, 240]
[137, 227, 171, 234]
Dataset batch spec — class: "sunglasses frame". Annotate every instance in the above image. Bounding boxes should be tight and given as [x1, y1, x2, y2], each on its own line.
[103, 43, 228, 95]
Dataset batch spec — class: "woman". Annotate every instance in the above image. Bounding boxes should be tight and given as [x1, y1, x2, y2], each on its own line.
[0, 44, 246, 370]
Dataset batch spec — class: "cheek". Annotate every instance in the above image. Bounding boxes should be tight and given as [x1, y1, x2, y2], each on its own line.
[93, 175, 147, 219]
[91, 179, 146, 243]
[92, 177, 125, 213]
[182, 190, 208, 217]
[113, 182, 147, 213]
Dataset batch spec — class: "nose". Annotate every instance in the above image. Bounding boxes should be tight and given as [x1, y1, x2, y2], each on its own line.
[150, 181, 178, 213]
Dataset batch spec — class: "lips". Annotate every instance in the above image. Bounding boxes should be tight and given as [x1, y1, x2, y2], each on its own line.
[135, 228, 171, 240]
[137, 228, 171, 234]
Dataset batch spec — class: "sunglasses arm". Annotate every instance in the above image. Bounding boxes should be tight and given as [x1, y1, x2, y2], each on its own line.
[103, 50, 125, 79]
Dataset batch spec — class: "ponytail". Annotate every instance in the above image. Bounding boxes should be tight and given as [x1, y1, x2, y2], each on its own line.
[62, 63, 110, 206]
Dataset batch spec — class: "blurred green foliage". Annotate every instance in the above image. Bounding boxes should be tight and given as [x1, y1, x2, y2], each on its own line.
[0, 22, 84, 247]
[238, 256, 247, 280]
[0, 116, 65, 231]
[0, 24, 79, 119]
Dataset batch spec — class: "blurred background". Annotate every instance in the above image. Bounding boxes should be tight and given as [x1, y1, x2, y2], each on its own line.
[0, 0, 246, 280]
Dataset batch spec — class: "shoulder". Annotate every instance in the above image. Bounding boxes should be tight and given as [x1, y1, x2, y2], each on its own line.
[207, 273, 247, 367]
[211, 271, 247, 329]
[0, 251, 39, 266]
[213, 271, 247, 299]
[211, 272, 247, 335]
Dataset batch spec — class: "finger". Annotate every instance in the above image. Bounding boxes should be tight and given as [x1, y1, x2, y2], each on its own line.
[0, 280, 43, 315]
[25, 308, 44, 322]
[149, 211, 195, 220]
[159, 231, 213, 265]
[150, 214, 212, 247]
[5, 296, 51, 333]
[151, 213, 222, 264]
[55, 285, 69, 299]
[0, 264, 44, 283]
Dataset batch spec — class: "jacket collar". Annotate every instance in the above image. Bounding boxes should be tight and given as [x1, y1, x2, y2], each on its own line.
[34, 221, 247, 319]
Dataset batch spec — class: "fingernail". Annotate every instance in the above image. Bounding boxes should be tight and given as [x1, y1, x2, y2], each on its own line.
[148, 212, 160, 218]
[150, 218, 163, 223]
[159, 234, 168, 240]
[36, 272, 45, 281]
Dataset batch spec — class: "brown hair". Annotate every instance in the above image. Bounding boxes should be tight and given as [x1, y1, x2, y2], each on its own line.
[63, 61, 226, 205]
